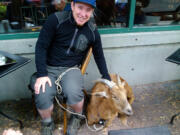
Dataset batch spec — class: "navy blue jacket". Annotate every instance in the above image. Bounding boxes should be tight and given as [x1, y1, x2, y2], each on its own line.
[35, 11, 111, 80]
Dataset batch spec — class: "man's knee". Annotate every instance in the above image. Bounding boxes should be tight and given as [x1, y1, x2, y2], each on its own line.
[66, 90, 84, 105]
[30, 74, 57, 109]
[35, 92, 54, 110]
[62, 80, 84, 105]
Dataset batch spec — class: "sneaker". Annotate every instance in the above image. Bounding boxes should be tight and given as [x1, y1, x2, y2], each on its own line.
[66, 114, 83, 135]
[41, 121, 55, 135]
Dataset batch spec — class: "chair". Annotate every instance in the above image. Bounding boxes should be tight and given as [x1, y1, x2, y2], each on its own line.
[28, 47, 92, 134]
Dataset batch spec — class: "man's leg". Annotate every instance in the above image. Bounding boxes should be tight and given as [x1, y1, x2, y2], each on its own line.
[30, 74, 57, 135]
[60, 69, 84, 135]
[38, 104, 54, 121]
[70, 99, 84, 113]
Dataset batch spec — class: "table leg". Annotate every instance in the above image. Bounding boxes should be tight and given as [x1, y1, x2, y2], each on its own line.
[0, 110, 23, 129]
[170, 112, 180, 125]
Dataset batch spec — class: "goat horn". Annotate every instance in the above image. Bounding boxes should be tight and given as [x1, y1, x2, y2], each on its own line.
[118, 75, 125, 88]
[117, 75, 122, 86]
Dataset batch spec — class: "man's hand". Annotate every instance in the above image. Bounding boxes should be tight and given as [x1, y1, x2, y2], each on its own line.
[34, 76, 52, 94]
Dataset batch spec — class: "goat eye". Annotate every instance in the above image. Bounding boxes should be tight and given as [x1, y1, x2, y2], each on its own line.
[112, 95, 118, 100]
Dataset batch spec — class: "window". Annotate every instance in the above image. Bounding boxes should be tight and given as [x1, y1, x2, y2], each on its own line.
[134, 0, 180, 26]
[95, 0, 129, 28]
[0, 0, 180, 37]
[98, 0, 180, 34]
[0, 0, 71, 34]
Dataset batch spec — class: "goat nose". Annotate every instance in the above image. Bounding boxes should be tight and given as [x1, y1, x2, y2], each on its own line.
[127, 109, 133, 115]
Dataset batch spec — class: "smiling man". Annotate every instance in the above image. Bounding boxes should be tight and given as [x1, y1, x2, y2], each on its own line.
[31, 0, 111, 135]
[71, 0, 94, 26]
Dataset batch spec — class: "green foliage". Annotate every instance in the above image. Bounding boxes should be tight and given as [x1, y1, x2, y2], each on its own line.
[0, 5, 7, 20]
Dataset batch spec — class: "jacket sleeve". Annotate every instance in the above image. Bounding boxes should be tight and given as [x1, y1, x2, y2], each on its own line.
[92, 29, 111, 81]
[35, 13, 58, 77]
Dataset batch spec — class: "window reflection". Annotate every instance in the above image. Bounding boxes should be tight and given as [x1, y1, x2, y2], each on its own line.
[95, 0, 129, 28]
[1, 0, 180, 34]
[0, 0, 72, 33]
[135, 0, 180, 26]
[0, 0, 130, 33]
[0, 0, 131, 33]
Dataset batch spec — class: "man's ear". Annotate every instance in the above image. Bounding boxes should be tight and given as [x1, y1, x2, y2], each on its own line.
[71, 1, 75, 10]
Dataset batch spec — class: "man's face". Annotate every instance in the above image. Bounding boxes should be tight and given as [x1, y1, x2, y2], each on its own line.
[71, 2, 94, 26]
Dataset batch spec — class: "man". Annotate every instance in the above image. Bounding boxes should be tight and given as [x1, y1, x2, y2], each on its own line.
[31, 0, 111, 135]
[51, 0, 66, 11]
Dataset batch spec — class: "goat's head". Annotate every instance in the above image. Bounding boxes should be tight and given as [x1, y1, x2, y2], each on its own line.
[92, 77, 133, 116]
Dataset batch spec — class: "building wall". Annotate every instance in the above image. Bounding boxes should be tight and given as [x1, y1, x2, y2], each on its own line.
[0, 30, 180, 101]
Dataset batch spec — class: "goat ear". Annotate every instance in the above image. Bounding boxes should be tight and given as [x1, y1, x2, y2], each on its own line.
[92, 91, 109, 98]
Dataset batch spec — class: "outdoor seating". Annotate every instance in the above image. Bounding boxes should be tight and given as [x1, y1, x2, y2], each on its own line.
[28, 47, 92, 134]
[0, 50, 31, 129]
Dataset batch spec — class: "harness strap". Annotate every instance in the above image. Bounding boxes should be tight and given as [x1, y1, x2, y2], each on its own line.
[55, 67, 80, 94]
[55, 96, 104, 132]
[54, 67, 105, 132]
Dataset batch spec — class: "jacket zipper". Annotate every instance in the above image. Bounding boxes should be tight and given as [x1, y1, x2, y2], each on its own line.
[67, 28, 78, 54]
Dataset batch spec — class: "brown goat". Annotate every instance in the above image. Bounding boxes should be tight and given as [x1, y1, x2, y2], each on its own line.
[87, 74, 134, 128]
